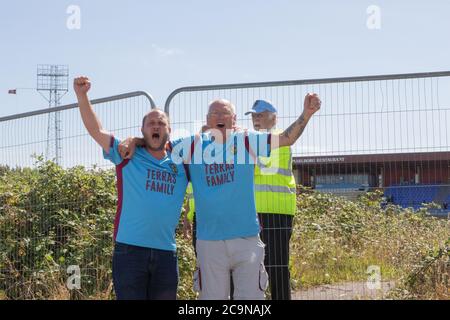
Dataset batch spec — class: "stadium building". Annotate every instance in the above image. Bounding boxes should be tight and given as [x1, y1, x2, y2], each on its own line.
[293, 151, 450, 214]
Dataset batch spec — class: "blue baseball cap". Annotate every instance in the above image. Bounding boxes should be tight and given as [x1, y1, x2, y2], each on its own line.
[245, 100, 277, 115]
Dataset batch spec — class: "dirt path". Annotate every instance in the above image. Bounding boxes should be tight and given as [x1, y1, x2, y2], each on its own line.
[292, 281, 396, 300]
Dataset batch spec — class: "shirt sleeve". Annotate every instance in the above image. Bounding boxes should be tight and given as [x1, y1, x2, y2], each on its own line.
[246, 131, 271, 158]
[169, 136, 188, 150]
[102, 135, 123, 165]
[169, 135, 196, 164]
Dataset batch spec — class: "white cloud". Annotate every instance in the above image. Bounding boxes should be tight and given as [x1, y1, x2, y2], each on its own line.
[151, 44, 184, 57]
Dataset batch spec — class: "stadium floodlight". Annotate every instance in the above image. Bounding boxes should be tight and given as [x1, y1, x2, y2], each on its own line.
[36, 64, 69, 165]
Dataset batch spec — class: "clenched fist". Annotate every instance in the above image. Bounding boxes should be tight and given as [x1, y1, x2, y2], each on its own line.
[73, 76, 91, 96]
[303, 93, 321, 119]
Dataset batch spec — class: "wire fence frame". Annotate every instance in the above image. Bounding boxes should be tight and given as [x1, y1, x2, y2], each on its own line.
[0, 91, 156, 123]
[163, 71, 450, 300]
[164, 70, 450, 161]
[164, 71, 450, 113]
[0, 90, 157, 300]
[0, 91, 156, 169]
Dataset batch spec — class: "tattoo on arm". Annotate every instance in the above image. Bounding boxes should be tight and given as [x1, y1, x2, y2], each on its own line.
[282, 114, 308, 144]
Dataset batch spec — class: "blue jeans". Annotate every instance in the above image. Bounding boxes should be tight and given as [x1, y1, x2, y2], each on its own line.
[112, 242, 179, 300]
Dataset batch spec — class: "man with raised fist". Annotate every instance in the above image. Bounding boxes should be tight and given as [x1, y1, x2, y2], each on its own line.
[74, 76, 189, 300]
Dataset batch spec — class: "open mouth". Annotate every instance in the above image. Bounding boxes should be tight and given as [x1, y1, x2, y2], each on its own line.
[152, 133, 160, 139]
[216, 123, 225, 129]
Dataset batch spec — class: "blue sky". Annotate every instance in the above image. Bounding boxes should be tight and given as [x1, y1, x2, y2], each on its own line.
[1, 0, 450, 117]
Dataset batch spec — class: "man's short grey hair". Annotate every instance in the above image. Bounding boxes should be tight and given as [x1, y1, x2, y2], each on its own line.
[207, 99, 236, 115]
[142, 108, 170, 128]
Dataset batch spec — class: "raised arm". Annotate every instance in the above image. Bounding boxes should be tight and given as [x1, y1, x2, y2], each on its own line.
[276, 93, 321, 147]
[74, 77, 112, 153]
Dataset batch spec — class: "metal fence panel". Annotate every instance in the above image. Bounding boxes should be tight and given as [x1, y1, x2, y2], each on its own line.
[0, 91, 155, 299]
[164, 71, 450, 300]
[0, 91, 156, 169]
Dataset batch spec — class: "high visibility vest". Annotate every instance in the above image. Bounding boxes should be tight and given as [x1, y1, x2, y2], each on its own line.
[186, 183, 195, 222]
[255, 129, 297, 215]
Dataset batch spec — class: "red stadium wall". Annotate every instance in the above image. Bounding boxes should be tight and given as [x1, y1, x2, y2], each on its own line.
[294, 160, 450, 188]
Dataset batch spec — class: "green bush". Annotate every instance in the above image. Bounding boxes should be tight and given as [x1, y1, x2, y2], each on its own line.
[0, 159, 197, 300]
[290, 187, 449, 291]
[0, 159, 116, 299]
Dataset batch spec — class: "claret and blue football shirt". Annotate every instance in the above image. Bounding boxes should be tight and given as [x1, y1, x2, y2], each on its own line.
[103, 135, 188, 251]
[171, 130, 271, 241]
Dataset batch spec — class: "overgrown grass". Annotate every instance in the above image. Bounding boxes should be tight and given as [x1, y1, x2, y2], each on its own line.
[0, 161, 448, 299]
[290, 187, 449, 295]
[387, 238, 449, 299]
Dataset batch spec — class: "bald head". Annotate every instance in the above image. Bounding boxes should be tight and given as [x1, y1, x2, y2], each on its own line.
[206, 99, 237, 143]
[141, 109, 170, 128]
[207, 99, 236, 115]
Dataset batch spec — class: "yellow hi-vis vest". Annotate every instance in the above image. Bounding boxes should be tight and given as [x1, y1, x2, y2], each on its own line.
[255, 129, 297, 215]
[186, 183, 195, 222]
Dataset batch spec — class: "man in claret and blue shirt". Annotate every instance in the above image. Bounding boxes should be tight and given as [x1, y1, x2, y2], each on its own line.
[121, 94, 321, 300]
[74, 76, 188, 300]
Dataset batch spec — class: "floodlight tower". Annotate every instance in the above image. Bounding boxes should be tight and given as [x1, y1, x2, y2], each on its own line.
[36, 65, 69, 165]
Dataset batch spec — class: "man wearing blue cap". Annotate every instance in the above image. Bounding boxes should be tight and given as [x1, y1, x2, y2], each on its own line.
[245, 99, 299, 300]
[74, 76, 189, 300]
